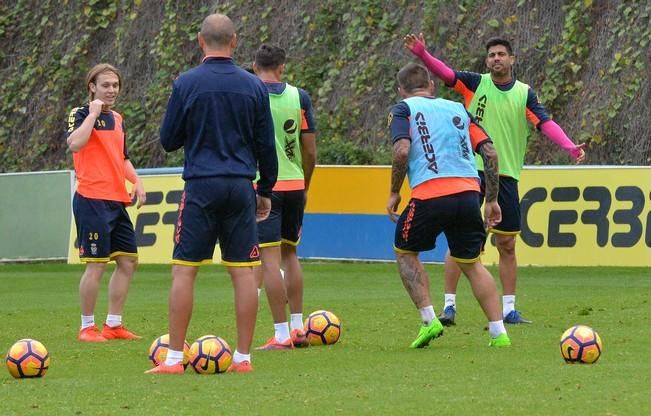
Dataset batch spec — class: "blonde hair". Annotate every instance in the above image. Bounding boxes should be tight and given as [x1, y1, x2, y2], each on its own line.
[86, 63, 121, 101]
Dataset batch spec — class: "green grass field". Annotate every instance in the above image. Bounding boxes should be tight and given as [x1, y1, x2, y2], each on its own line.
[1, 263, 649, 415]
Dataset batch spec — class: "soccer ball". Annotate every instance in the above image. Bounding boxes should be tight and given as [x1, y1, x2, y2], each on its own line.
[560, 325, 603, 364]
[5, 339, 50, 378]
[188, 335, 232, 374]
[148, 334, 191, 369]
[304, 310, 341, 346]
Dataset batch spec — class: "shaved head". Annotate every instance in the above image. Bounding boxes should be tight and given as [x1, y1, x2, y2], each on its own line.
[397, 63, 431, 93]
[200, 14, 235, 48]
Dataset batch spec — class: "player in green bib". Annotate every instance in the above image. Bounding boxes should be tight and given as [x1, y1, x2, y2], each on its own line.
[405, 34, 586, 325]
[252, 44, 317, 351]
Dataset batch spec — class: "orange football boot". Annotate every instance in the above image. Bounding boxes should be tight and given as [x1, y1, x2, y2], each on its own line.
[145, 363, 184, 374]
[78, 325, 108, 342]
[255, 336, 294, 351]
[227, 361, 253, 373]
[290, 329, 309, 348]
[101, 324, 142, 340]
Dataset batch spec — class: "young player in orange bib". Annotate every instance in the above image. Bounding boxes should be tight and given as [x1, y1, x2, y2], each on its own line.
[66, 63, 146, 343]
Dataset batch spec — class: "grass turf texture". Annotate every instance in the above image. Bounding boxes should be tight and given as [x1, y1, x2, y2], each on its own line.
[1, 263, 649, 415]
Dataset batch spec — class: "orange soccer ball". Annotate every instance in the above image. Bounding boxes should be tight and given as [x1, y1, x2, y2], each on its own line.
[5, 339, 50, 378]
[560, 325, 603, 364]
[148, 334, 191, 369]
[304, 310, 341, 346]
[188, 335, 232, 374]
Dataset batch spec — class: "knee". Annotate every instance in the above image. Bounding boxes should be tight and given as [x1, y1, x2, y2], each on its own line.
[117, 256, 138, 275]
[84, 263, 107, 280]
[496, 237, 516, 257]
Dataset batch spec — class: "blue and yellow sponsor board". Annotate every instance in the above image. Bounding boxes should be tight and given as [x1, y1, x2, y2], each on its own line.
[302, 165, 651, 266]
[301, 166, 448, 262]
[483, 166, 651, 266]
[66, 166, 651, 266]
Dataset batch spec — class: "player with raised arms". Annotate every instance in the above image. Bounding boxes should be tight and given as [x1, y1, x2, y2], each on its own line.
[405, 34, 585, 325]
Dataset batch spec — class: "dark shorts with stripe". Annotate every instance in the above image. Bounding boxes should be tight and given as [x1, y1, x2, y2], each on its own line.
[394, 191, 486, 261]
[479, 172, 521, 233]
[173, 177, 260, 266]
[257, 190, 305, 247]
[72, 192, 137, 262]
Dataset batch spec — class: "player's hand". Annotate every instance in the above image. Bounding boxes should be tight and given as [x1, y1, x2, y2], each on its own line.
[130, 179, 146, 209]
[88, 99, 104, 118]
[386, 192, 402, 223]
[256, 195, 271, 222]
[484, 201, 502, 229]
[403, 33, 426, 53]
[572, 143, 586, 164]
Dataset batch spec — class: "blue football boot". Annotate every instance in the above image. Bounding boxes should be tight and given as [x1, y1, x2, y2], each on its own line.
[503, 310, 532, 324]
[437, 305, 456, 327]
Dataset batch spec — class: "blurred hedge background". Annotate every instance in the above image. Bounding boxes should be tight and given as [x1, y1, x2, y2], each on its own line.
[1, 0, 649, 172]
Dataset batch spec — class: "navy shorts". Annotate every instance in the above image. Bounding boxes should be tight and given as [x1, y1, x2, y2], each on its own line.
[394, 191, 486, 262]
[479, 172, 521, 234]
[257, 190, 305, 247]
[72, 192, 137, 262]
[173, 177, 260, 266]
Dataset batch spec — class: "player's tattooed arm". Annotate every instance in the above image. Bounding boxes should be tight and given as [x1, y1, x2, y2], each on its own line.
[387, 139, 410, 222]
[479, 141, 499, 202]
[390, 139, 410, 193]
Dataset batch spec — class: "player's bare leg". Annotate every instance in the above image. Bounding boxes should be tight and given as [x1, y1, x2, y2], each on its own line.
[456, 260, 510, 347]
[439, 250, 461, 325]
[79, 262, 107, 316]
[281, 243, 308, 346]
[78, 262, 109, 341]
[145, 266, 192, 374]
[396, 252, 432, 308]
[495, 234, 530, 323]
[260, 246, 287, 322]
[495, 234, 517, 295]
[107, 255, 137, 315]
[228, 265, 258, 355]
[443, 250, 462, 294]
[456, 261, 501, 321]
[100, 255, 141, 339]
[281, 243, 303, 316]
[255, 245, 293, 350]
[396, 252, 443, 348]
[168, 264, 197, 352]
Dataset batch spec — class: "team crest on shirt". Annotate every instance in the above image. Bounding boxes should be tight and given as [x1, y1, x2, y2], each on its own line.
[386, 112, 393, 128]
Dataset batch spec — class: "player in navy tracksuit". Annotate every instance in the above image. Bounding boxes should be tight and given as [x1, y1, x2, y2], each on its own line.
[148, 13, 277, 375]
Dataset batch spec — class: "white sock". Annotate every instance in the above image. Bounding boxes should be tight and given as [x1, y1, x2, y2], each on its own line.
[106, 314, 122, 327]
[257, 288, 262, 297]
[488, 320, 507, 338]
[503, 295, 516, 317]
[233, 350, 251, 364]
[290, 313, 304, 331]
[274, 322, 291, 342]
[419, 305, 436, 325]
[164, 349, 184, 366]
[444, 293, 456, 309]
[81, 315, 95, 330]
[280, 268, 285, 279]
